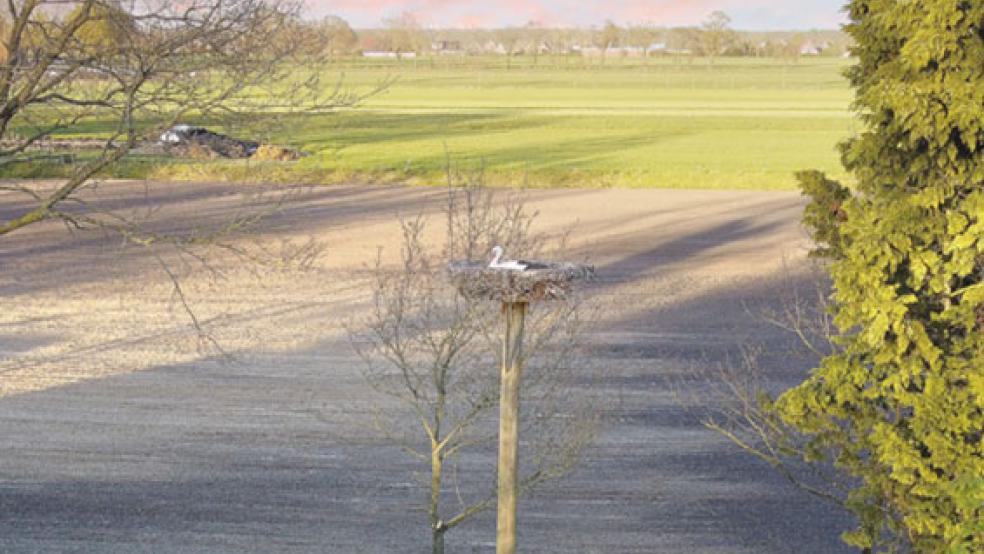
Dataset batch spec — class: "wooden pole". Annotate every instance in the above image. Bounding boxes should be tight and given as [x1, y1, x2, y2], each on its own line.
[497, 301, 526, 554]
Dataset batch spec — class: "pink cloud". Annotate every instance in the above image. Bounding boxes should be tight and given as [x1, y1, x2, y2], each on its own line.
[619, 0, 734, 24]
[306, 0, 846, 30]
[455, 14, 486, 28]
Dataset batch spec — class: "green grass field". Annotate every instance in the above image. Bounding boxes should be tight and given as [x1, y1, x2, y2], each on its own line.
[16, 56, 857, 190]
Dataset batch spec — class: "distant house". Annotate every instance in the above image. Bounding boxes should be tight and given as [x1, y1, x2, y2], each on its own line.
[799, 41, 825, 56]
[577, 43, 660, 57]
[647, 42, 667, 54]
[363, 51, 417, 59]
[482, 40, 507, 55]
[431, 40, 463, 54]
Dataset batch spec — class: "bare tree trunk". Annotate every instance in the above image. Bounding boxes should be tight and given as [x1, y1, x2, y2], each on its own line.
[432, 528, 446, 554]
[431, 413, 445, 554]
[431, 447, 444, 544]
[497, 301, 526, 554]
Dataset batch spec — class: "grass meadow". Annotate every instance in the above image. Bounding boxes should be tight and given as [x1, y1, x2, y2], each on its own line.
[17, 56, 857, 190]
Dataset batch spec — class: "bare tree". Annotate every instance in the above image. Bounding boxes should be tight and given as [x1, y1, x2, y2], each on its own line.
[596, 20, 621, 64]
[0, 0, 368, 238]
[382, 11, 425, 59]
[626, 24, 658, 64]
[318, 14, 358, 57]
[523, 20, 546, 66]
[677, 270, 858, 531]
[494, 27, 522, 69]
[349, 173, 597, 554]
[0, 0, 386, 348]
[665, 26, 701, 54]
[460, 27, 491, 56]
[549, 27, 576, 65]
[700, 11, 737, 60]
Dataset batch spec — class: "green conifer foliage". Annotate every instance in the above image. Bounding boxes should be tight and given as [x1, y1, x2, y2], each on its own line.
[786, 1, 983, 551]
[798, 169, 852, 258]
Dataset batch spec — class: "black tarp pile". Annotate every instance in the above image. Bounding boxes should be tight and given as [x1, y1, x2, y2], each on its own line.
[159, 125, 260, 159]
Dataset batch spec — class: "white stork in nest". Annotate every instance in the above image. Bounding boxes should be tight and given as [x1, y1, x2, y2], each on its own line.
[488, 246, 549, 271]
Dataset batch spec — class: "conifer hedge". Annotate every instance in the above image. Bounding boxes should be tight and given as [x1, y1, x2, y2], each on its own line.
[789, 1, 983, 551]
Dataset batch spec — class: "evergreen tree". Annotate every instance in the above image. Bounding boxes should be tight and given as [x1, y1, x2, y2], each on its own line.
[789, 0, 983, 551]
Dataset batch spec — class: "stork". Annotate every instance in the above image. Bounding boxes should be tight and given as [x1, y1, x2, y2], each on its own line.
[488, 246, 548, 271]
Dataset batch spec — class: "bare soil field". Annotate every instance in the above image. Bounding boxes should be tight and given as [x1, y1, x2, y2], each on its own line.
[0, 181, 851, 553]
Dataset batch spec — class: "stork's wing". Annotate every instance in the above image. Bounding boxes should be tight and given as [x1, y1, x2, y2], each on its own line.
[517, 260, 551, 270]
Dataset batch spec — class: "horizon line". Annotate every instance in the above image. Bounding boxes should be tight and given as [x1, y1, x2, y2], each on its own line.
[343, 24, 845, 33]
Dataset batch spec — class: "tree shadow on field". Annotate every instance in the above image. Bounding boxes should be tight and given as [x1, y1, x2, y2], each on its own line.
[540, 221, 852, 552]
[0, 360, 425, 553]
[303, 111, 562, 152]
[0, 333, 58, 355]
[0, 182, 449, 297]
[591, 217, 787, 284]
[0, 278, 848, 554]
[0, 186, 853, 552]
[1, 182, 604, 299]
[411, 129, 692, 175]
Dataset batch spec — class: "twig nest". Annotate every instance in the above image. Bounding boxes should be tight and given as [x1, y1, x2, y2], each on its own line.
[447, 260, 594, 302]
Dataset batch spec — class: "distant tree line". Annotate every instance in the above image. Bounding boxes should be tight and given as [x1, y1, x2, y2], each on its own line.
[286, 11, 852, 60]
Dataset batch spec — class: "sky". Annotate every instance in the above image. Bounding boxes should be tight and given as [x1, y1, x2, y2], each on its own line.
[306, 0, 847, 31]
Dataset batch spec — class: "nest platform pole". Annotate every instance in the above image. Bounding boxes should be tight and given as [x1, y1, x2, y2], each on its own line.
[447, 259, 593, 554]
[497, 300, 527, 554]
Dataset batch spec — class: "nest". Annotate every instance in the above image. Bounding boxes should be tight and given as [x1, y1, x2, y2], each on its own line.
[447, 261, 594, 303]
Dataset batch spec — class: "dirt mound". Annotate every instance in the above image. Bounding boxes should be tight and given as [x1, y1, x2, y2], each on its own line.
[250, 144, 303, 161]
